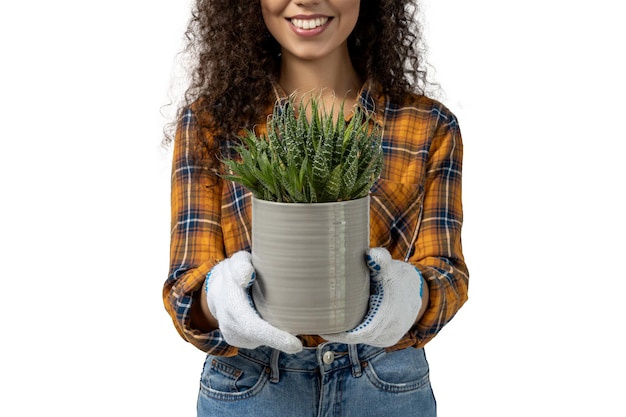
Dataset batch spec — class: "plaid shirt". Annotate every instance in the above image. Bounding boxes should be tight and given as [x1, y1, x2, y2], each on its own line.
[163, 82, 469, 356]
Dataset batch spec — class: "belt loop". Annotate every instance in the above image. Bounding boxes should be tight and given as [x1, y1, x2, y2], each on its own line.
[348, 344, 362, 378]
[269, 349, 280, 383]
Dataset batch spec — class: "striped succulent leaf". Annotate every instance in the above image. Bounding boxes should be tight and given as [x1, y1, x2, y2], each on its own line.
[222, 95, 383, 203]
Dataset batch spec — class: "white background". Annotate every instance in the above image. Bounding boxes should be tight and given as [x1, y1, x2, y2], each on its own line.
[1, 0, 624, 415]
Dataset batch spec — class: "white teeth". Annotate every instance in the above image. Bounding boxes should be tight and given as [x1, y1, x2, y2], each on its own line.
[291, 17, 329, 30]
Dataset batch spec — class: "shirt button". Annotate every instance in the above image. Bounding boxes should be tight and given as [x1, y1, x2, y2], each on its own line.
[323, 351, 335, 364]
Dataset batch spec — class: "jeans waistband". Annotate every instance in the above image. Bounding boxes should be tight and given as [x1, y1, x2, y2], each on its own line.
[237, 343, 384, 383]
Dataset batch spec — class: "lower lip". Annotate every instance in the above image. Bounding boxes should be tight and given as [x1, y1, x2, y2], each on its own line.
[288, 19, 332, 37]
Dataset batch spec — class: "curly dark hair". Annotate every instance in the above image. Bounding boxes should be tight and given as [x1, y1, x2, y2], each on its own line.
[164, 0, 431, 164]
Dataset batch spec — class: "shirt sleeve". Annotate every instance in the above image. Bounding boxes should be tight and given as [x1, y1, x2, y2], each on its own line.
[408, 108, 469, 348]
[162, 108, 239, 356]
[372, 103, 469, 349]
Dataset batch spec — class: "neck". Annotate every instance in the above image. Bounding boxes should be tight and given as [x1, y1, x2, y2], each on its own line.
[278, 45, 362, 112]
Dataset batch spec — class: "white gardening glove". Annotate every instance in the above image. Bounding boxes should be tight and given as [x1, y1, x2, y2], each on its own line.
[205, 251, 303, 354]
[321, 247, 424, 347]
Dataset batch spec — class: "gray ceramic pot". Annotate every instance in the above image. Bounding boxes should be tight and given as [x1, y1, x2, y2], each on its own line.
[250, 196, 370, 335]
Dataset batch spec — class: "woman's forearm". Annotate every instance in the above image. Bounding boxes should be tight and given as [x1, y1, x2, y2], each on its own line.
[190, 285, 219, 333]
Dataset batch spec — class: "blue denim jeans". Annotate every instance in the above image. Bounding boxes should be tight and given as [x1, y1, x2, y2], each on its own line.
[197, 342, 436, 416]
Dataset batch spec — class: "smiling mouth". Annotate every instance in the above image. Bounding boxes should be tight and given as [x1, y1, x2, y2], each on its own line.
[289, 17, 330, 30]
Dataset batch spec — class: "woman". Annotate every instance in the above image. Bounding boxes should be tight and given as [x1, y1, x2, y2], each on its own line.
[163, 0, 469, 415]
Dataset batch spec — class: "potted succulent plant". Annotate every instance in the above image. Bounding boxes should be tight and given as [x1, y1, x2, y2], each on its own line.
[223, 95, 383, 334]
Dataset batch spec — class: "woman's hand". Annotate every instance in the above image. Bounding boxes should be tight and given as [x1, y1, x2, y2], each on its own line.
[205, 251, 303, 354]
[321, 247, 426, 347]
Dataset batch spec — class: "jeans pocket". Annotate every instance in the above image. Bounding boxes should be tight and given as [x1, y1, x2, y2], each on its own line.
[364, 347, 431, 393]
[199, 354, 269, 400]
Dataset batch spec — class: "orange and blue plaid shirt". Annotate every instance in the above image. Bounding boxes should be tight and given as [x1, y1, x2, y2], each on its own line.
[163, 82, 469, 356]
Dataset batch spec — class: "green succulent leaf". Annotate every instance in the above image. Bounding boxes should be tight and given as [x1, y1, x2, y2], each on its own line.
[341, 133, 359, 197]
[323, 164, 343, 202]
[221, 95, 383, 203]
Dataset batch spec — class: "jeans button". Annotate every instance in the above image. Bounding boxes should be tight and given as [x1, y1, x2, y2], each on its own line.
[323, 351, 335, 364]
